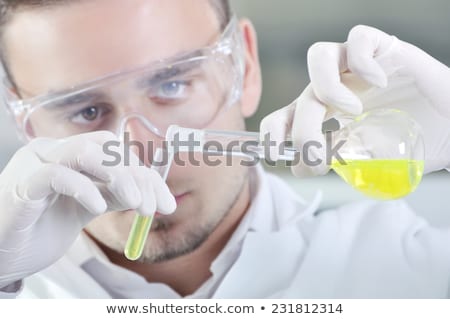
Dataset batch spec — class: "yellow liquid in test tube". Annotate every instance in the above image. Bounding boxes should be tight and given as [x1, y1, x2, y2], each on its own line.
[124, 148, 171, 261]
[331, 159, 424, 200]
[124, 214, 153, 260]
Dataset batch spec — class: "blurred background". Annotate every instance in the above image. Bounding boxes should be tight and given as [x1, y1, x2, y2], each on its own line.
[0, 0, 449, 223]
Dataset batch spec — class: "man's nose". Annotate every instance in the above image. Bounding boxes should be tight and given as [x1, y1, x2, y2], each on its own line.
[119, 114, 164, 166]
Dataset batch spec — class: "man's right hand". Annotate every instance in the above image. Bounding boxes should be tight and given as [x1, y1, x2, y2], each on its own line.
[0, 131, 176, 289]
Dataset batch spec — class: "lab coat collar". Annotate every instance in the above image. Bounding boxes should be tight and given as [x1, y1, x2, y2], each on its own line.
[210, 166, 322, 290]
[246, 168, 322, 234]
[208, 165, 266, 277]
[67, 229, 108, 268]
[210, 168, 322, 298]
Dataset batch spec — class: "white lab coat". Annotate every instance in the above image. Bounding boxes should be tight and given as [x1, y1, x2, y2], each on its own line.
[3, 167, 450, 298]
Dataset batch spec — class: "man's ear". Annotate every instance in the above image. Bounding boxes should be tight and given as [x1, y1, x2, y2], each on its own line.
[238, 18, 262, 118]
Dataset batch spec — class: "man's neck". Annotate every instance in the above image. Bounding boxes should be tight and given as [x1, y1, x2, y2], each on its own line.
[94, 179, 251, 297]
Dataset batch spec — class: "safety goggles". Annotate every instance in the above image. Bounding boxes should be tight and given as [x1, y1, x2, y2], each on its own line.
[3, 15, 245, 141]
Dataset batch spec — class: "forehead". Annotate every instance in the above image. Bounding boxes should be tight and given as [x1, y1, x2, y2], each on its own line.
[3, 0, 220, 96]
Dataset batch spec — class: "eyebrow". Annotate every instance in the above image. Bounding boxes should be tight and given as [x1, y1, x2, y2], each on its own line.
[45, 91, 107, 109]
[135, 54, 205, 89]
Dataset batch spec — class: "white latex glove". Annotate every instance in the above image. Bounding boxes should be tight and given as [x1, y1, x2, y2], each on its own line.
[261, 25, 450, 177]
[0, 131, 176, 288]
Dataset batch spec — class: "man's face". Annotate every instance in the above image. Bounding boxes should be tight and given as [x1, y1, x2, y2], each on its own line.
[3, 0, 261, 262]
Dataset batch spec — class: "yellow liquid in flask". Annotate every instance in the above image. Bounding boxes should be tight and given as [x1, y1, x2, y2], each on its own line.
[331, 159, 424, 200]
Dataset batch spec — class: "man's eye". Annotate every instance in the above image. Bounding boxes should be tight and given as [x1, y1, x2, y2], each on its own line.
[155, 81, 189, 99]
[70, 105, 107, 124]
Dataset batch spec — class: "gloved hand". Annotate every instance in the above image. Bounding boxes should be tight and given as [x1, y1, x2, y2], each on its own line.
[0, 131, 176, 289]
[261, 25, 450, 177]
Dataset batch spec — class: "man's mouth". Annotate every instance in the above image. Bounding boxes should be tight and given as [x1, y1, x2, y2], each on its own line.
[152, 192, 189, 217]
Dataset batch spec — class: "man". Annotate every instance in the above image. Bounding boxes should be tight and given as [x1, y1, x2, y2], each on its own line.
[1, 0, 450, 298]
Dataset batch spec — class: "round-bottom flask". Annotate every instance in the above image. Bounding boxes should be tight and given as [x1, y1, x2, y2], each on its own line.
[330, 109, 425, 200]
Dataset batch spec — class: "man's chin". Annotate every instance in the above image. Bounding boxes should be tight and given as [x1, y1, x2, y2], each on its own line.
[139, 222, 215, 263]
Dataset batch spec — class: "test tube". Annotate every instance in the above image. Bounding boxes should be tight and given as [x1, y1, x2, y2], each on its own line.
[124, 148, 173, 260]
